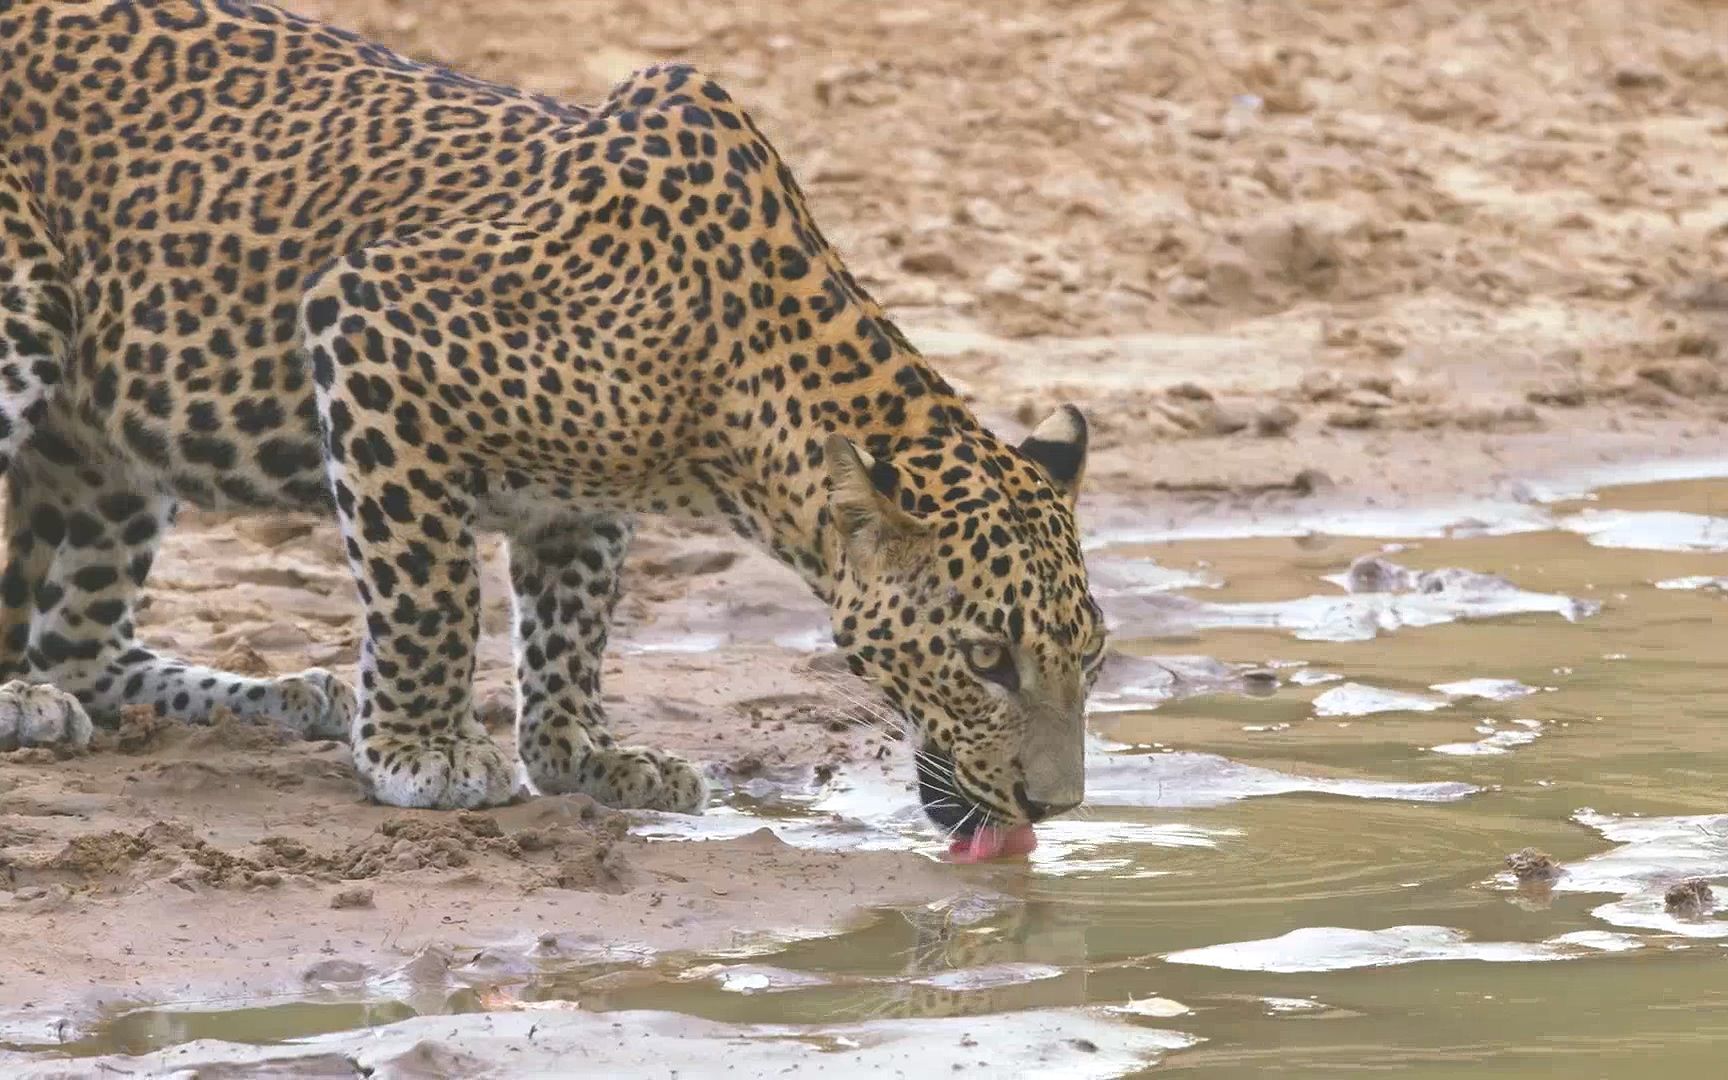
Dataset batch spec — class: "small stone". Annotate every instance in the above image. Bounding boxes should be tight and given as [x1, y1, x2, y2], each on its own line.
[331, 886, 375, 910]
[1344, 555, 1414, 593]
[213, 641, 273, 678]
[810, 164, 867, 184]
[1675, 332, 1717, 358]
[1664, 878, 1714, 917]
[1204, 256, 1257, 306]
[1662, 278, 1728, 311]
[957, 198, 1010, 231]
[304, 959, 371, 983]
[1613, 64, 1666, 90]
[1365, 331, 1406, 358]
[1325, 407, 1380, 430]
[1254, 403, 1300, 436]
[1030, 257, 1084, 292]
[1166, 275, 1211, 304]
[1204, 403, 1251, 436]
[1242, 669, 1278, 696]
[1167, 381, 1213, 402]
[1638, 359, 1720, 398]
[13, 886, 47, 902]
[458, 812, 505, 839]
[880, 279, 941, 307]
[237, 622, 315, 650]
[1505, 848, 1563, 885]
[1321, 321, 1358, 348]
[1290, 468, 1333, 496]
[2, 747, 57, 765]
[1527, 383, 1586, 408]
[900, 250, 961, 276]
[1343, 388, 1395, 410]
[1622, 381, 1676, 408]
[1153, 399, 1204, 433]
[1298, 371, 1343, 402]
[115, 704, 171, 754]
[235, 518, 318, 548]
[1457, 402, 1542, 431]
[981, 266, 1025, 296]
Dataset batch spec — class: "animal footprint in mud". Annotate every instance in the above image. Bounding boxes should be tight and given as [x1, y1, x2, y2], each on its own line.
[0, 680, 92, 753]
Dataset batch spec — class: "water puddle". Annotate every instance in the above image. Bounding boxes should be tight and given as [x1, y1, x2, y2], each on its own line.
[13, 474, 1728, 1077]
[631, 737, 1480, 860]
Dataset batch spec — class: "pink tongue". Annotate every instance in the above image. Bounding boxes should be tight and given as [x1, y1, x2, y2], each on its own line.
[946, 824, 1038, 863]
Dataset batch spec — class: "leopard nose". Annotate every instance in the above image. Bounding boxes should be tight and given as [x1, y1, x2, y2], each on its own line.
[1014, 782, 1080, 823]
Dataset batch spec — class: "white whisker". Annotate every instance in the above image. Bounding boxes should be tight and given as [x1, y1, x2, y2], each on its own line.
[804, 669, 913, 738]
[941, 803, 980, 846]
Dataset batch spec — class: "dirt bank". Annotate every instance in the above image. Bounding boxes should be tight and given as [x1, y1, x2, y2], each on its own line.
[288, 0, 1728, 512]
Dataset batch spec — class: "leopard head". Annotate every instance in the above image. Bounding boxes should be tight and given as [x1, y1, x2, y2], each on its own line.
[824, 406, 1104, 837]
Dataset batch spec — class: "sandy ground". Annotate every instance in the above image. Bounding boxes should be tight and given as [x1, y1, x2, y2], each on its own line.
[4, 0, 1728, 1043]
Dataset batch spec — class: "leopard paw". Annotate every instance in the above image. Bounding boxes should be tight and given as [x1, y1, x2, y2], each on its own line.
[533, 745, 708, 814]
[356, 728, 522, 809]
[0, 680, 92, 752]
[268, 669, 356, 740]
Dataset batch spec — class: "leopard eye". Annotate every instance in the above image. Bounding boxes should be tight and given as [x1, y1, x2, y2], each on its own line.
[960, 640, 1018, 690]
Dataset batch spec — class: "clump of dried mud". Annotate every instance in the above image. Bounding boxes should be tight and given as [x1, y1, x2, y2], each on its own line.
[1664, 878, 1715, 917]
[1505, 847, 1564, 886]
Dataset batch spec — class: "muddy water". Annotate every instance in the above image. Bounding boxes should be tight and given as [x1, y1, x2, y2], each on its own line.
[22, 477, 1728, 1076]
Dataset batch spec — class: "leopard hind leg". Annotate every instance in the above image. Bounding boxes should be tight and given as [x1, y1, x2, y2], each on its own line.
[1, 438, 353, 741]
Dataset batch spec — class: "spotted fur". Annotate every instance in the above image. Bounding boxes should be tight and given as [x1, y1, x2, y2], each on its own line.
[0, 0, 1103, 825]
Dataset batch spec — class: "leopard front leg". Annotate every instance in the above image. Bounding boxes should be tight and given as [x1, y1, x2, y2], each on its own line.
[310, 353, 516, 811]
[509, 514, 706, 813]
[320, 462, 516, 807]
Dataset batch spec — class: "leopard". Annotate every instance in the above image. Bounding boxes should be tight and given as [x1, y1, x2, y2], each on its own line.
[0, 0, 1106, 837]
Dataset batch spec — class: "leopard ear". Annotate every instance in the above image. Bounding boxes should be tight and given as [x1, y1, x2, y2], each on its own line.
[1018, 404, 1088, 502]
[823, 435, 925, 558]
